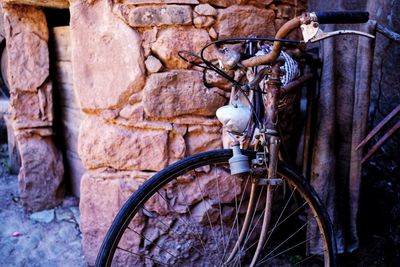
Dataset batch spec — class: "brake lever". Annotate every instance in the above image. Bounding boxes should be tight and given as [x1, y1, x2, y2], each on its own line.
[301, 22, 375, 43]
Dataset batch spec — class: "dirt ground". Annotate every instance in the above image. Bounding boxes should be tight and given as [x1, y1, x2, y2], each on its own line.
[0, 144, 87, 267]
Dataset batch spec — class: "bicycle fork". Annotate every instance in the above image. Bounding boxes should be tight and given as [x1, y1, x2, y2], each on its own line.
[225, 60, 284, 266]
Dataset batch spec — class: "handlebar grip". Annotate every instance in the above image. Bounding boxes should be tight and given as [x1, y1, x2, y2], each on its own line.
[314, 11, 369, 24]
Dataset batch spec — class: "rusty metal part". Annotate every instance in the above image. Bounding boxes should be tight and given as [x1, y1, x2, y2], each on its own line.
[356, 103, 400, 150]
[225, 182, 258, 264]
[281, 68, 314, 96]
[361, 120, 400, 163]
[263, 60, 284, 132]
[243, 67, 270, 91]
[249, 136, 280, 267]
[240, 14, 308, 67]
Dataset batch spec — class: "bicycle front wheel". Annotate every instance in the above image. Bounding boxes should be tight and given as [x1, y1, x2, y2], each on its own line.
[96, 149, 336, 266]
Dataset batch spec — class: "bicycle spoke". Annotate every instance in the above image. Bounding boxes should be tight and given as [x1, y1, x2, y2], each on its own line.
[176, 183, 208, 254]
[125, 226, 179, 260]
[116, 246, 170, 266]
[193, 172, 221, 258]
[215, 165, 227, 253]
[256, 235, 318, 265]
[241, 185, 266, 249]
[262, 186, 298, 250]
[257, 219, 311, 263]
[221, 174, 251, 263]
[294, 253, 319, 265]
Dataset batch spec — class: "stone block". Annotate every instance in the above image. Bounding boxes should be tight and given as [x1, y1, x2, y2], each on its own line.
[144, 55, 164, 73]
[168, 129, 186, 164]
[194, 4, 217, 16]
[215, 5, 275, 38]
[118, 103, 144, 121]
[198, 0, 273, 8]
[3, 5, 49, 93]
[141, 28, 158, 57]
[70, 0, 145, 111]
[124, 5, 192, 27]
[193, 15, 215, 28]
[142, 70, 226, 118]
[123, 0, 199, 4]
[185, 125, 222, 155]
[204, 69, 233, 91]
[78, 116, 169, 171]
[174, 166, 242, 209]
[80, 171, 149, 265]
[17, 133, 64, 212]
[151, 28, 217, 69]
[10, 81, 53, 129]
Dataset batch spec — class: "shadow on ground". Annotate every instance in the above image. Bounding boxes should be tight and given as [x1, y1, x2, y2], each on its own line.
[0, 144, 87, 267]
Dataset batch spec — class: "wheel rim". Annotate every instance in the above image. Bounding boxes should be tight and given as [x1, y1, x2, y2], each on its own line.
[99, 150, 334, 267]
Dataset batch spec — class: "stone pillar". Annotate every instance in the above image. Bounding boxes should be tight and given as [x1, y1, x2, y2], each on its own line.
[69, 0, 306, 264]
[2, 4, 64, 211]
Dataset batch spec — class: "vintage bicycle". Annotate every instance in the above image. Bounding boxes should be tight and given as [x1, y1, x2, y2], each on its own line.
[96, 11, 373, 267]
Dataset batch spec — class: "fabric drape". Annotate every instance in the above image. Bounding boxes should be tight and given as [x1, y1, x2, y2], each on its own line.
[308, 21, 376, 253]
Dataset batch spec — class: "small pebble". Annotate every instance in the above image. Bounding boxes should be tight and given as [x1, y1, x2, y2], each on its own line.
[12, 231, 21, 237]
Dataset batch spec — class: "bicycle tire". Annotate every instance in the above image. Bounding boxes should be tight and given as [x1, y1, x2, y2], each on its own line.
[96, 149, 336, 267]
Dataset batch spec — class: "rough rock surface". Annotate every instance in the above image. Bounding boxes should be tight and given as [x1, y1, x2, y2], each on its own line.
[0, 148, 86, 266]
[118, 102, 144, 121]
[175, 167, 242, 207]
[199, 0, 273, 8]
[185, 125, 222, 155]
[204, 68, 233, 91]
[80, 171, 149, 265]
[3, 5, 49, 93]
[78, 116, 169, 171]
[114, 4, 192, 27]
[70, 0, 145, 111]
[10, 81, 53, 129]
[151, 28, 216, 69]
[194, 4, 217, 16]
[215, 5, 276, 38]
[142, 70, 226, 118]
[144, 55, 164, 73]
[168, 127, 186, 164]
[17, 134, 64, 212]
[124, 0, 199, 3]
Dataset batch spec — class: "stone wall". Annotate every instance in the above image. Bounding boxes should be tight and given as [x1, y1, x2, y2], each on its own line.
[2, 4, 64, 211]
[70, 0, 306, 264]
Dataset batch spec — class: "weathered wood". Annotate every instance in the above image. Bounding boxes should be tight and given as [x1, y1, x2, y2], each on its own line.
[65, 150, 86, 197]
[55, 61, 73, 86]
[62, 125, 79, 156]
[52, 26, 71, 61]
[377, 23, 400, 43]
[348, 20, 376, 252]
[1, 0, 69, 9]
[58, 83, 80, 110]
[4, 115, 21, 174]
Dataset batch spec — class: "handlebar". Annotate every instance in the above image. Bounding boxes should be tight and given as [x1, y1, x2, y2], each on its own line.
[240, 11, 370, 68]
[314, 11, 369, 24]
